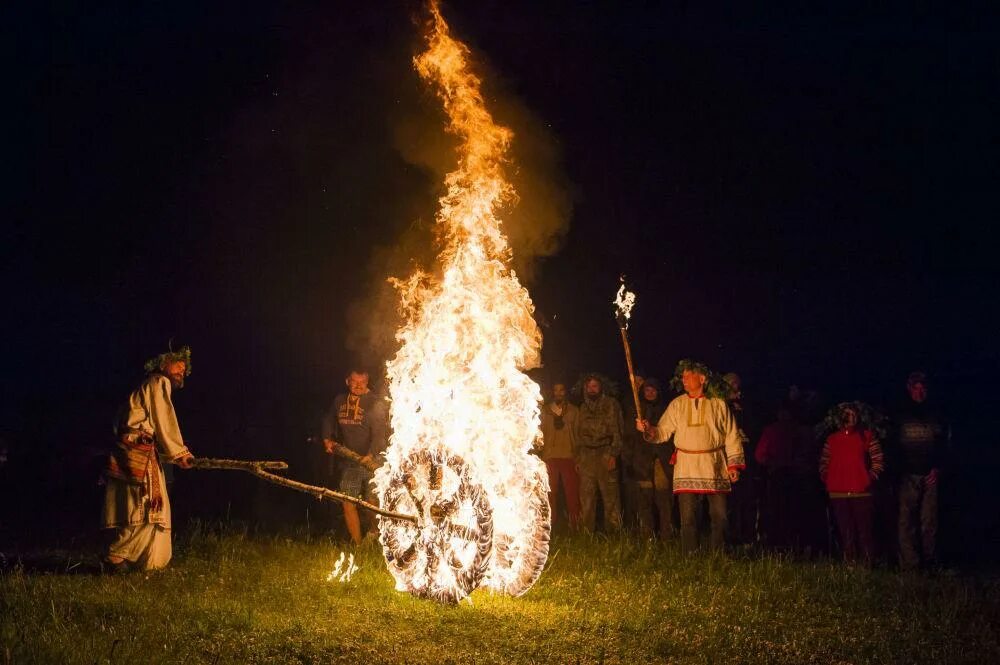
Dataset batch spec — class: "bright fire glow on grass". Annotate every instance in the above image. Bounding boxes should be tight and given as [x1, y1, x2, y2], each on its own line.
[326, 551, 359, 583]
[373, 1, 550, 604]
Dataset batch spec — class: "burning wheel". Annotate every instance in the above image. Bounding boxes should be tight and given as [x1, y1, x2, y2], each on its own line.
[485, 467, 551, 596]
[377, 449, 493, 604]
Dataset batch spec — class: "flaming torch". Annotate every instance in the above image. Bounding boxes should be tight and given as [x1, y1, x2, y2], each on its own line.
[614, 277, 642, 419]
[372, 1, 550, 604]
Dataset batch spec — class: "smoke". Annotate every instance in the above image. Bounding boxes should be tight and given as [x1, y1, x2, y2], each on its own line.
[345, 28, 574, 376]
[391, 85, 575, 281]
[493, 95, 576, 283]
[343, 215, 436, 381]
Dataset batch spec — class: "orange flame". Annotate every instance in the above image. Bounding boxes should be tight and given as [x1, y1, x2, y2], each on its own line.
[374, 1, 550, 603]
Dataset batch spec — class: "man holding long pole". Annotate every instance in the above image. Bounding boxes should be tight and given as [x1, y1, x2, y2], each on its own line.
[322, 368, 387, 544]
[102, 345, 195, 572]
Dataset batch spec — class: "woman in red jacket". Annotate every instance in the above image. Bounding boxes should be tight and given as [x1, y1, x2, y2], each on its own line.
[819, 403, 884, 565]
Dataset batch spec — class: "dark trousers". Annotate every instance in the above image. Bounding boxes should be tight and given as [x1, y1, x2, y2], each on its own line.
[761, 468, 795, 549]
[631, 486, 676, 539]
[792, 473, 831, 556]
[545, 458, 581, 529]
[830, 496, 874, 564]
[678, 493, 728, 554]
[898, 474, 938, 570]
[728, 471, 758, 545]
[577, 447, 622, 532]
[629, 459, 675, 539]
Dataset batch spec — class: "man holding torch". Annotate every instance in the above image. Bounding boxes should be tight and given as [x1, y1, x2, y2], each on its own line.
[636, 360, 745, 554]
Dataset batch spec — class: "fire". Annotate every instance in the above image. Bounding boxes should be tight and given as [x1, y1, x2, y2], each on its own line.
[326, 551, 359, 583]
[613, 280, 642, 418]
[373, 1, 550, 603]
[614, 280, 637, 327]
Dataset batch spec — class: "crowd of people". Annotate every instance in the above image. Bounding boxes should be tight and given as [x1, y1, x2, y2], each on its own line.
[539, 365, 950, 571]
[98, 344, 948, 575]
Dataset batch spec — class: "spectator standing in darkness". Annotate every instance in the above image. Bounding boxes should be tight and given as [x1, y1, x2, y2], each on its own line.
[539, 382, 581, 530]
[576, 374, 624, 532]
[819, 403, 885, 566]
[893, 371, 950, 572]
[622, 378, 675, 539]
[723, 372, 758, 545]
[755, 403, 803, 549]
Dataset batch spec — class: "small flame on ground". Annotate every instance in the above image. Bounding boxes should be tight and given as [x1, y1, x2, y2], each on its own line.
[326, 551, 359, 583]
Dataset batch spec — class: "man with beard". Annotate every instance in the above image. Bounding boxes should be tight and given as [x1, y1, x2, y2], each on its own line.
[539, 382, 580, 530]
[575, 374, 624, 532]
[322, 369, 387, 545]
[637, 361, 745, 553]
[102, 346, 195, 572]
[623, 378, 675, 539]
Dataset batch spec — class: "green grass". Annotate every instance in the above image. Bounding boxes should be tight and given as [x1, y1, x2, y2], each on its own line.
[2, 526, 998, 664]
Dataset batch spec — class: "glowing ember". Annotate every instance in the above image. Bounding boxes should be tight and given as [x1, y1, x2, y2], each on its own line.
[373, 1, 550, 604]
[326, 551, 359, 583]
[614, 279, 636, 328]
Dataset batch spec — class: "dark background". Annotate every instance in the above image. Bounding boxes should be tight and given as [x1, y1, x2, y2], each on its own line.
[3, 2, 998, 562]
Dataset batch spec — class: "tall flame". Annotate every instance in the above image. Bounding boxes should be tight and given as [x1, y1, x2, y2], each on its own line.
[373, 2, 550, 603]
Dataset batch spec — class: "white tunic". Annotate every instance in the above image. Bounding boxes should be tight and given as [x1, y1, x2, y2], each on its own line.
[103, 374, 191, 529]
[648, 395, 745, 493]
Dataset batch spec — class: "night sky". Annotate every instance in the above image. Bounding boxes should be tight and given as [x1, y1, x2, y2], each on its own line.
[4, 2, 999, 542]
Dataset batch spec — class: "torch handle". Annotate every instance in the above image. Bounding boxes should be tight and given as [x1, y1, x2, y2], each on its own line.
[306, 437, 380, 472]
[330, 444, 380, 472]
[619, 326, 643, 422]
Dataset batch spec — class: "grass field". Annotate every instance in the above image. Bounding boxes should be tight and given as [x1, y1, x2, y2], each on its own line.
[2, 524, 999, 664]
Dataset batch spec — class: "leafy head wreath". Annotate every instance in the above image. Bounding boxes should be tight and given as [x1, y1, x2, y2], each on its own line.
[815, 401, 888, 442]
[571, 372, 620, 398]
[669, 359, 730, 399]
[144, 340, 193, 376]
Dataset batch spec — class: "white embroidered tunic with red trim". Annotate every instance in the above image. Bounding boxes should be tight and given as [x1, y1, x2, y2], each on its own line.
[647, 394, 745, 493]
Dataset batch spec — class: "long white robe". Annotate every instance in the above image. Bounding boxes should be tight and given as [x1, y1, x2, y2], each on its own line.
[648, 395, 745, 493]
[103, 373, 191, 569]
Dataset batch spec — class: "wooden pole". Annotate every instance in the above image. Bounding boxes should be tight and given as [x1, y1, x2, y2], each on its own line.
[190, 457, 418, 524]
[618, 325, 643, 420]
[305, 437, 380, 472]
[331, 445, 378, 471]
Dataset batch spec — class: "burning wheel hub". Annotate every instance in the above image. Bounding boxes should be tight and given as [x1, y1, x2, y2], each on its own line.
[378, 450, 493, 603]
